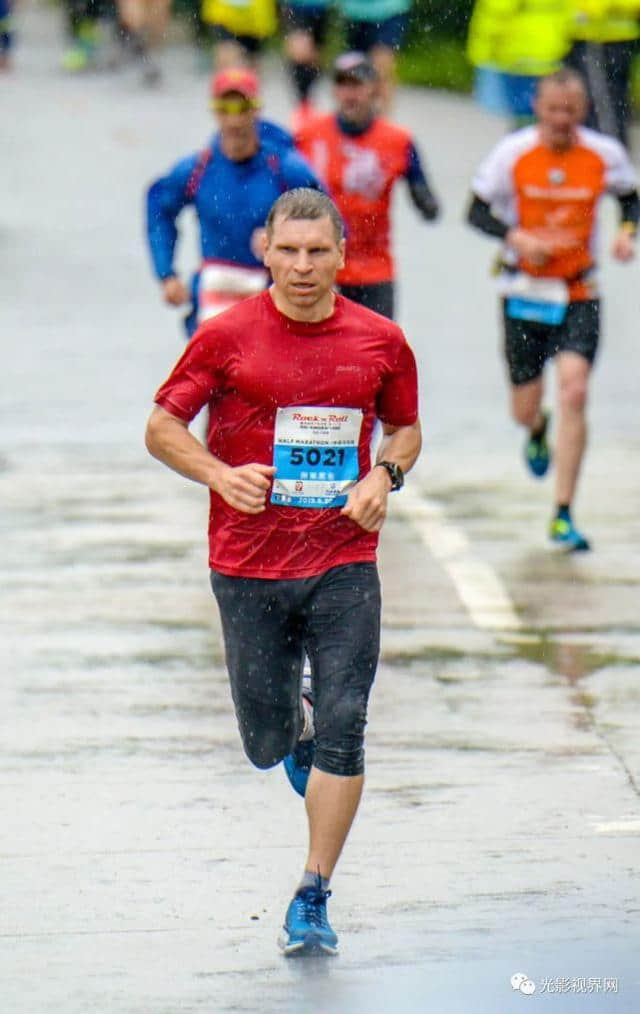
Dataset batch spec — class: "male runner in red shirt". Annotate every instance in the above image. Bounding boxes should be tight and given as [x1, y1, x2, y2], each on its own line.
[296, 51, 440, 320]
[145, 188, 422, 956]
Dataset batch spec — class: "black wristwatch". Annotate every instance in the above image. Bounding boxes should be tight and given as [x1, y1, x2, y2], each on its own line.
[376, 460, 404, 491]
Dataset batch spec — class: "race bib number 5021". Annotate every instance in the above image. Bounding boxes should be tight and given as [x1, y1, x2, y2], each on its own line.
[271, 406, 363, 508]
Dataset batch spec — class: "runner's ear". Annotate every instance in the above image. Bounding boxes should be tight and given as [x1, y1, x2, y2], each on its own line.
[260, 229, 271, 266]
[251, 227, 268, 263]
[338, 238, 346, 271]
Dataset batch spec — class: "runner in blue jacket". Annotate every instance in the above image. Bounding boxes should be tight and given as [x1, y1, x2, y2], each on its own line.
[146, 67, 321, 336]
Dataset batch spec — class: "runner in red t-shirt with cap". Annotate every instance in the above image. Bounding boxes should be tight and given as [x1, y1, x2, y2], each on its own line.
[146, 188, 422, 957]
[296, 51, 440, 320]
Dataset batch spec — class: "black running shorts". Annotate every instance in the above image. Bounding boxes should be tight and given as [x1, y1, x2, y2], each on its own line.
[339, 281, 395, 321]
[503, 298, 600, 386]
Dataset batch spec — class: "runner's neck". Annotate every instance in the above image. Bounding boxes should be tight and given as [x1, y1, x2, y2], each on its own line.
[267, 286, 337, 325]
[538, 124, 579, 154]
[337, 114, 376, 137]
[219, 132, 259, 163]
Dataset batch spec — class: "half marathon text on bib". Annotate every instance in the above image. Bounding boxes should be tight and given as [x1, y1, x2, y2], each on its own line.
[271, 406, 363, 508]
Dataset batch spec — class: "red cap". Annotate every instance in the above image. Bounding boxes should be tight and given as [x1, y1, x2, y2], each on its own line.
[210, 68, 260, 101]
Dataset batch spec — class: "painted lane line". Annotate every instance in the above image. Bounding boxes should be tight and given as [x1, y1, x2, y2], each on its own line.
[592, 819, 640, 834]
[393, 487, 522, 631]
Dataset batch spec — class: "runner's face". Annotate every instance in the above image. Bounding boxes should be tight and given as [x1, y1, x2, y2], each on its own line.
[263, 215, 345, 320]
[333, 78, 377, 124]
[214, 92, 258, 157]
[535, 82, 586, 150]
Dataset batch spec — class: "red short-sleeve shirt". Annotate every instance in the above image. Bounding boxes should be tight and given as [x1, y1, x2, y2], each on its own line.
[154, 290, 419, 579]
[296, 115, 413, 285]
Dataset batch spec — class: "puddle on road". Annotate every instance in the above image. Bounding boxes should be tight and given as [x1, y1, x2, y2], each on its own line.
[374, 628, 640, 773]
[503, 635, 640, 683]
[428, 481, 517, 522]
[384, 644, 492, 669]
[384, 630, 639, 685]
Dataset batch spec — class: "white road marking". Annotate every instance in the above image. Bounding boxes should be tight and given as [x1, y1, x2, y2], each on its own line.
[592, 819, 640, 834]
[394, 488, 522, 631]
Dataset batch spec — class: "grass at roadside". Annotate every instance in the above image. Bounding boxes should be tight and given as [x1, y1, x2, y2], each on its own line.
[398, 36, 473, 93]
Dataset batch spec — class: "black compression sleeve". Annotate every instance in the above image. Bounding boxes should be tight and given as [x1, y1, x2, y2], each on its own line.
[467, 194, 509, 240]
[617, 190, 640, 227]
[407, 179, 440, 221]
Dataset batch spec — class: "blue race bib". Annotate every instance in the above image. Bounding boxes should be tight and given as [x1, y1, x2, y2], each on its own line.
[503, 274, 569, 325]
[271, 406, 363, 508]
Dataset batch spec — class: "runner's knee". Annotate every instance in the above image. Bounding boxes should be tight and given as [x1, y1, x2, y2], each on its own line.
[559, 377, 588, 413]
[235, 700, 299, 770]
[285, 30, 315, 63]
[370, 43, 395, 77]
[511, 389, 542, 427]
[512, 401, 536, 426]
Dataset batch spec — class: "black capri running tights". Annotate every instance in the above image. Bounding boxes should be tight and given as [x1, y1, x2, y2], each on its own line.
[210, 563, 381, 777]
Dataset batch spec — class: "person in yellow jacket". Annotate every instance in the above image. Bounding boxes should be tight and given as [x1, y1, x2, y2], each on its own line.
[565, 1, 640, 145]
[467, 0, 573, 121]
[202, 0, 277, 69]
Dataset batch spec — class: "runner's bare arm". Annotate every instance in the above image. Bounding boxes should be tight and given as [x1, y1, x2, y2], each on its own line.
[340, 421, 422, 533]
[376, 420, 422, 475]
[145, 405, 275, 514]
[504, 227, 553, 265]
[611, 227, 635, 262]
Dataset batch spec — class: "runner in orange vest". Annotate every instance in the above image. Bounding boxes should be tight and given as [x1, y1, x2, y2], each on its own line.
[467, 69, 638, 551]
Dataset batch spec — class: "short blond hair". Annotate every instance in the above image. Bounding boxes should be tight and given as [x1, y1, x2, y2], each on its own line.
[537, 68, 587, 99]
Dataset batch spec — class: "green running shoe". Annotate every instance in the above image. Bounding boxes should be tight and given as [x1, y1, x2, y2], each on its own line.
[525, 410, 551, 478]
[61, 43, 91, 72]
[549, 515, 590, 552]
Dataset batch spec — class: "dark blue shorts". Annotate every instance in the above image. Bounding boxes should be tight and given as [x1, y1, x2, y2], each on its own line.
[210, 562, 381, 777]
[281, 4, 330, 45]
[345, 12, 409, 51]
[212, 24, 264, 54]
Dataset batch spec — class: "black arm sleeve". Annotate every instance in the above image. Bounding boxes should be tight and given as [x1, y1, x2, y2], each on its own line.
[466, 194, 510, 240]
[617, 189, 640, 227]
[407, 179, 440, 221]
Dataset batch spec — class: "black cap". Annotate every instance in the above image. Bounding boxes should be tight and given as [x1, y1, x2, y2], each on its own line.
[332, 51, 378, 84]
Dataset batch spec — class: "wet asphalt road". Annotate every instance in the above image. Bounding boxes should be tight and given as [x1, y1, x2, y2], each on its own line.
[2, 5, 640, 1012]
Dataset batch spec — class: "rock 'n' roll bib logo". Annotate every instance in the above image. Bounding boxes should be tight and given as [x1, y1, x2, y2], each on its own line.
[291, 411, 350, 427]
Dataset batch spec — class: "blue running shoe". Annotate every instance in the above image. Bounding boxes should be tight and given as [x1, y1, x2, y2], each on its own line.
[549, 515, 590, 552]
[278, 878, 338, 957]
[283, 672, 314, 798]
[283, 738, 314, 797]
[525, 410, 551, 478]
